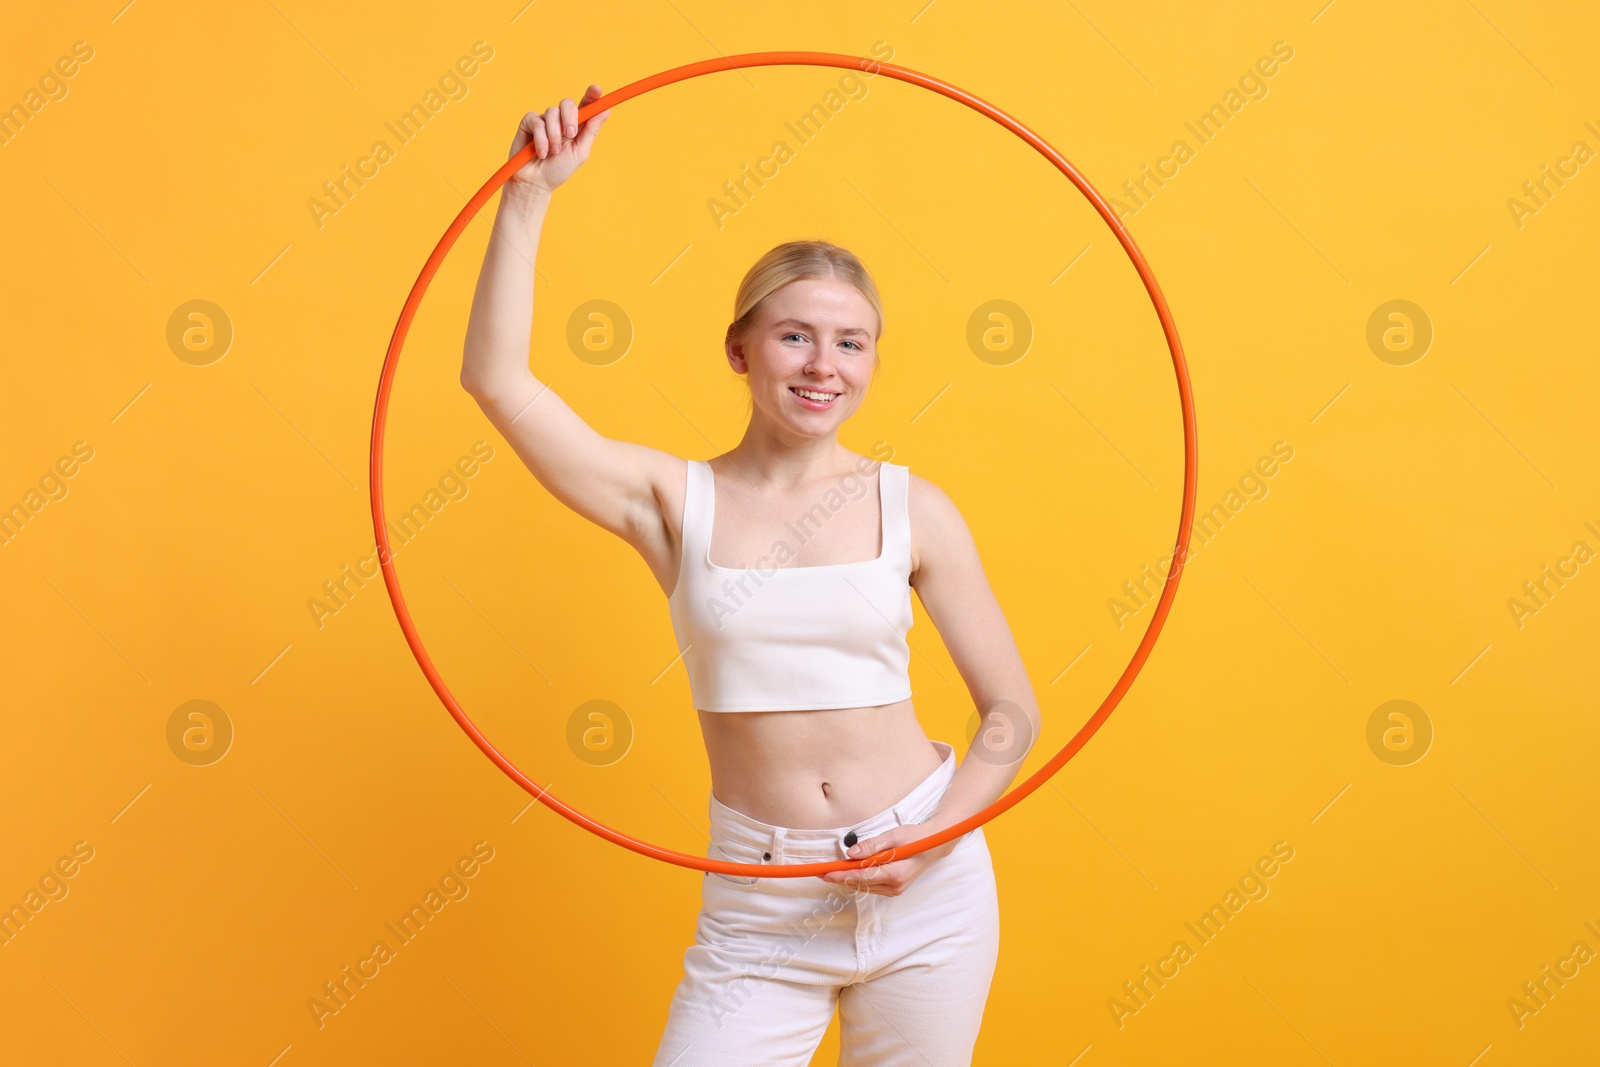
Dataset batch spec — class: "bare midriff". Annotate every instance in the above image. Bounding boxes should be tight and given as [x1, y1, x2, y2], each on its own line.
[698, 696, 944, 829]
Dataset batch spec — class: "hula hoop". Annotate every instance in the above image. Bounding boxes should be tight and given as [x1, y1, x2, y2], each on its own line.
[369, 51, 1197, 879]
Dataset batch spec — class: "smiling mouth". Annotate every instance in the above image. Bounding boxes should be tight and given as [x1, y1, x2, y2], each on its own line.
[790, 387, 840, 407]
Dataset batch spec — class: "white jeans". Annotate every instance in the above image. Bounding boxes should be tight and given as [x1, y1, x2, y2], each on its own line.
[652, 740, 1000, 1066]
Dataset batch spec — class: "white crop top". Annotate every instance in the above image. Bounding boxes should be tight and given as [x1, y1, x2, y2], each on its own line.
[666, 458, 915, 712]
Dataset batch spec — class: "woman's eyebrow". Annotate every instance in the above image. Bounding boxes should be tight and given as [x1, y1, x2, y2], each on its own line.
[772, 318, 870, 337]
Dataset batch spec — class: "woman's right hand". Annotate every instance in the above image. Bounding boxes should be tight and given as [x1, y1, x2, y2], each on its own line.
[505, 84, 611, 197]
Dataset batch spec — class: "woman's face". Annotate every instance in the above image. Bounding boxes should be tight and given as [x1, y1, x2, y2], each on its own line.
[727, 277, 879, 437]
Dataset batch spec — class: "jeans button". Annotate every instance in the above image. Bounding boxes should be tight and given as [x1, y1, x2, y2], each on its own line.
[843, 831, 858, 848]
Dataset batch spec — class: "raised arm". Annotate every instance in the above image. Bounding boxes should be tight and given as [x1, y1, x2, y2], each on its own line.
[460, 88, 679, 546]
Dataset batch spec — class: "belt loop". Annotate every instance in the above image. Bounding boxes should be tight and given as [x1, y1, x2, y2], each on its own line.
[771, 827, 787, 863]
[890, 795, 914, 829]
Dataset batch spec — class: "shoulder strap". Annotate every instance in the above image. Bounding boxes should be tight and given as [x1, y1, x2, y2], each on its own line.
[678, 460, 710, 573]
[881, 462, 910, 563]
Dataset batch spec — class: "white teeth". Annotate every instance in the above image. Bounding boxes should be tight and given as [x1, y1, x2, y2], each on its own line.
[793, 388, 837, 402]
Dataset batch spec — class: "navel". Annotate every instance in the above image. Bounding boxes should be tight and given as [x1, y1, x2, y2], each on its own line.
[820, 780, 831, 799]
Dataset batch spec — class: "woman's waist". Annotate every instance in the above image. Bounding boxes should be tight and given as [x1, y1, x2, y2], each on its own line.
[705, 729, 950, 834]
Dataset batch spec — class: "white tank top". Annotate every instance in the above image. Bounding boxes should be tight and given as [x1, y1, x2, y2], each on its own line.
[667, 458, 915, 712]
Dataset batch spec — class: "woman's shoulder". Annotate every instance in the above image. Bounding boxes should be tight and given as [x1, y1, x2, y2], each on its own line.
[904, 467, 966, 533]
[900, 467, 977, 583]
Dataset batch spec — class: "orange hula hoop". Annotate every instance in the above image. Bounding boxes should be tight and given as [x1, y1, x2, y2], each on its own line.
[368, 51, 1198, 879]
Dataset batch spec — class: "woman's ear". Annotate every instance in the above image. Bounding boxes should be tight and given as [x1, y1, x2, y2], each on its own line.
[725, 326, 748, 373]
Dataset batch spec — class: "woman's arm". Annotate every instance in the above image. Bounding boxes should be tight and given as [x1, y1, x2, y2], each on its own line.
[460, 89, 679, 545]
[458, 178, 551, 399]
[905, 474, 1043, 835]
[822, 473, 1043, 893]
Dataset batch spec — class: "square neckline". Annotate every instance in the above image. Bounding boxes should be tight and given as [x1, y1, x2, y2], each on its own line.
[702, 458, 888, 574]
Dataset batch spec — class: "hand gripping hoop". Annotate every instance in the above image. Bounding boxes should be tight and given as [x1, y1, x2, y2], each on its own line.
[369, 51, 1197, 879]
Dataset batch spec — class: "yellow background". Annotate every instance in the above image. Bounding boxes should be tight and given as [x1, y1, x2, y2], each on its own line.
[3, 1, 1597, 1063]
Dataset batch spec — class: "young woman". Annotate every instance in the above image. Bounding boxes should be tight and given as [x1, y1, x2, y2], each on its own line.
[460, 88, 1043, 1067]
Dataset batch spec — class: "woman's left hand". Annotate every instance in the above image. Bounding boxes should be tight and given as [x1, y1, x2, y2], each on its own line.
[818, 822, 959, 896]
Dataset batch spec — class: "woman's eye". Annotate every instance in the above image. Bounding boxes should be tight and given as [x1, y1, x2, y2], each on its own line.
[781, 332, 862, 350]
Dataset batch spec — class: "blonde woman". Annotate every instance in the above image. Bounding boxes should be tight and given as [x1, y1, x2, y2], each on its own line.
[460, 89, 1042, 1066]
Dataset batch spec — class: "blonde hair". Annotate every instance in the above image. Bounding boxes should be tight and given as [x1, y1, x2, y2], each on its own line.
[725, 241, 885, 368]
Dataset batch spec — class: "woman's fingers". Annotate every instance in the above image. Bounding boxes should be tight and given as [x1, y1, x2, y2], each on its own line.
[516, 108, 548, 159]
[542, 105, 563, 155]
[578, 86, 609, 126]
[823, 861, 912, 895]
[510, 88, 606, 168]
[860, 867, 903, 896]
[509, 109, 536, 157]
[574, 110, 607, 156]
